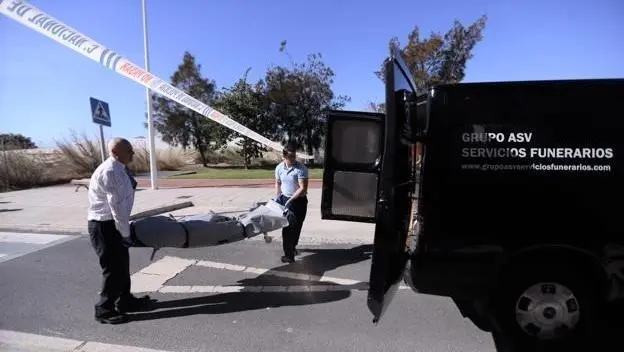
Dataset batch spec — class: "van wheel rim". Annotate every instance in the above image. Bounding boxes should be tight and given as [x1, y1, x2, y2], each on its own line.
[514, 282, 580, 340]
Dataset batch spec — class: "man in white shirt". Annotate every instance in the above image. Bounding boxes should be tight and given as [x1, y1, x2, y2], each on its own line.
[87, 137, 153, 324]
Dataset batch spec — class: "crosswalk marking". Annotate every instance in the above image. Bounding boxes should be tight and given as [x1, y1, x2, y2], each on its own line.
[0, 232, 72, 244]
[0, 232, 77, 264]
[0, 329, 176, 352]
[130, 256, 197, 293]
[196, 259, 363, 285]
[158, 284, 411, 294]
[131, 255, 409, 294]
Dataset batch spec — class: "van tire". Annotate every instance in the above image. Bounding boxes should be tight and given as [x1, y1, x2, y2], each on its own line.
[492, 261, 602, 350]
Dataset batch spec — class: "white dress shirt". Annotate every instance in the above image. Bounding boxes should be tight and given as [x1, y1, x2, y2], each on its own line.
[87, 157, 135, 239]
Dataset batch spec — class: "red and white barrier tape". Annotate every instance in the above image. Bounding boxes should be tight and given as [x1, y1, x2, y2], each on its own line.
[0, 0, 314, 159]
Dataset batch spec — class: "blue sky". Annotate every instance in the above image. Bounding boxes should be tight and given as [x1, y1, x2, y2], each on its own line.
[1, 0, 622, 148]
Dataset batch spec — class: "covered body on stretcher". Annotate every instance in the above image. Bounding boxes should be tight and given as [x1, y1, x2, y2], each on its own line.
[128, 200, 289, 258]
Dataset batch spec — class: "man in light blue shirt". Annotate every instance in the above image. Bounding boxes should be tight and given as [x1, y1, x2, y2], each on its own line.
[275, 144, 309, 263]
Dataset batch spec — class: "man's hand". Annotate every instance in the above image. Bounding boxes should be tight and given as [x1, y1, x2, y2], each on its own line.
[121, 236, 134, 248]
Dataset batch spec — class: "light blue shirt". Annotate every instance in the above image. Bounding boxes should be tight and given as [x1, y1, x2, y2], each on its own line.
[275, 161, 308, 197]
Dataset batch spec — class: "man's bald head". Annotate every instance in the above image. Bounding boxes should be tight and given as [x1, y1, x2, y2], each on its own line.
[108, 137, 134, 165]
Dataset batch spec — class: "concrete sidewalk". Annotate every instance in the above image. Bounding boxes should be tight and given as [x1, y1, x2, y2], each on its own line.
[135, 178, 323, 189]
[0, 184, 374, 245]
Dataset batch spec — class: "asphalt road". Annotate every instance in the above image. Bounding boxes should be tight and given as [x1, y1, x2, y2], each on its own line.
[0, 232, 498, 352]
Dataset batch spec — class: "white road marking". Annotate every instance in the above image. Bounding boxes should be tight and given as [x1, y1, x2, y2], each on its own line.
[196, 259, 362, 285]
[0, 232, 72, 244]
[0, 329, 175, 352]
[159, 284, 411, 294]
[245, 234, 372, 246]
[157, 283, 413, 294]
[0, 232, 78, 264]
[131, 256, 409, 294]
[130, 256, 196, 293]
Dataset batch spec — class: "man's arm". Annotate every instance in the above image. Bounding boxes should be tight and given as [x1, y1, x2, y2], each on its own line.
[289, 179, 308, 201]
[275, 167, 281, 199]
[102, 170, 133, 238]
[286, 167, 309, 204]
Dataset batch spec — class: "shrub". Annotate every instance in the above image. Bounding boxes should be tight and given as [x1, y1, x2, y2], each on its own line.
[54, 130, 102, 178]
[0, 149, 58, 192]
[127, 146, 189, 174]
[0, 131, 191, 192]
[54, 131, 189, 176]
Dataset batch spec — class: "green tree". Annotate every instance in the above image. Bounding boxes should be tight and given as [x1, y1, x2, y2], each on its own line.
[214, 68, 272, 169]
[365, 102, 385, 114]
[264, 41, 350, 163]
[0, 133, 37, 150]
[372, 15, 488, 110]
[151, 51, 229, 166]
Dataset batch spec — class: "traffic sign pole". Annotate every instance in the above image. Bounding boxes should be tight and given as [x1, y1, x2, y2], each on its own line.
[142, 0, 158, 190]
[99, 124, 106, 163]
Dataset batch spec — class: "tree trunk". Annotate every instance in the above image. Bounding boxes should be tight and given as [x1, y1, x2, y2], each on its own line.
[305, 128, 314, 165]
[243, 139, 249, 170]
[190, 112, 208, 167]
[198, 148, 208, 167]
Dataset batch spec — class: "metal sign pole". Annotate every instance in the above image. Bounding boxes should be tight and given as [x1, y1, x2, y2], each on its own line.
[142, 0, 158, 190]
[99, 124, 106, 163]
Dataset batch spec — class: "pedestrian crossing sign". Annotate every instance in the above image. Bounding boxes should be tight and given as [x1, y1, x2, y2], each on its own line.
[90, 97, 111, 127]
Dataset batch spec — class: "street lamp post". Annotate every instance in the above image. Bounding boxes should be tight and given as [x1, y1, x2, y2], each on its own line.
[141, 0, 158, 190]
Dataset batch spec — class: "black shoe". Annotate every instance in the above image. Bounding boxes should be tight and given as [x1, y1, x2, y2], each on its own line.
[95, 311, 129, 324]
[281, 256, 295, 263]
[117, 295, 155, 313]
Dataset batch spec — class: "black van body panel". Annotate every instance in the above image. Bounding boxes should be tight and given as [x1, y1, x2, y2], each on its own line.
[407, 78, 624, 302]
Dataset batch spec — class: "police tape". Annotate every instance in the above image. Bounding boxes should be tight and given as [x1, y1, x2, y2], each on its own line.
[0, 0, 314, 159]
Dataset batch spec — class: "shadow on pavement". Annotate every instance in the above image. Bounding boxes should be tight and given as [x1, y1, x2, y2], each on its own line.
[0, 208, 22, 213]
[129, 291, 350, 321]
[271, 244, 373, 280]
[129, 245, 372, 321]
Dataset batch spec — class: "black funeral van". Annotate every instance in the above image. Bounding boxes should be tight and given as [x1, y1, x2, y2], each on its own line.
[321, 45, 624, 350]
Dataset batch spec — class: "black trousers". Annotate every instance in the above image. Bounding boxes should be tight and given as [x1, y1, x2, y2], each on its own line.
[88, 220, 132, 315]
[277, 195, 308, 258]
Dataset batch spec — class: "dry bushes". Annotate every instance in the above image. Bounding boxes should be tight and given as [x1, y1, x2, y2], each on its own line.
[54, 131, 188, 177]
[54, 131, 103, 178]
[0, 149, 47, 191]
[126, 145, 189, 175]
[0, 148, 70, 192]
[0, 132, 190, 192]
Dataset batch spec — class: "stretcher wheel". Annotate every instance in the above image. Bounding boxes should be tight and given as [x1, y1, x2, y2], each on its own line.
[263, 233, 272, 243]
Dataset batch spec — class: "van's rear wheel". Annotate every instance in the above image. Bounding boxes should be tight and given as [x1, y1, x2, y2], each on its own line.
[514, 281, 580, 340]
[493, 262, 602, 350]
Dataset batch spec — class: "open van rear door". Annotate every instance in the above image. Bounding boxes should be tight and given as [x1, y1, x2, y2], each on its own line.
[367, 45, 422, 323]
[321, 110, 384, 223]
[321, 46, 423, 324]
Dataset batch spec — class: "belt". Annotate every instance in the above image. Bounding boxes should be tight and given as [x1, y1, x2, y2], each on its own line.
[88, 219, 114, 223]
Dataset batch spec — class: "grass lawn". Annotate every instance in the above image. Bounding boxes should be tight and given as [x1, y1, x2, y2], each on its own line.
[169, 167, 324, 180]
